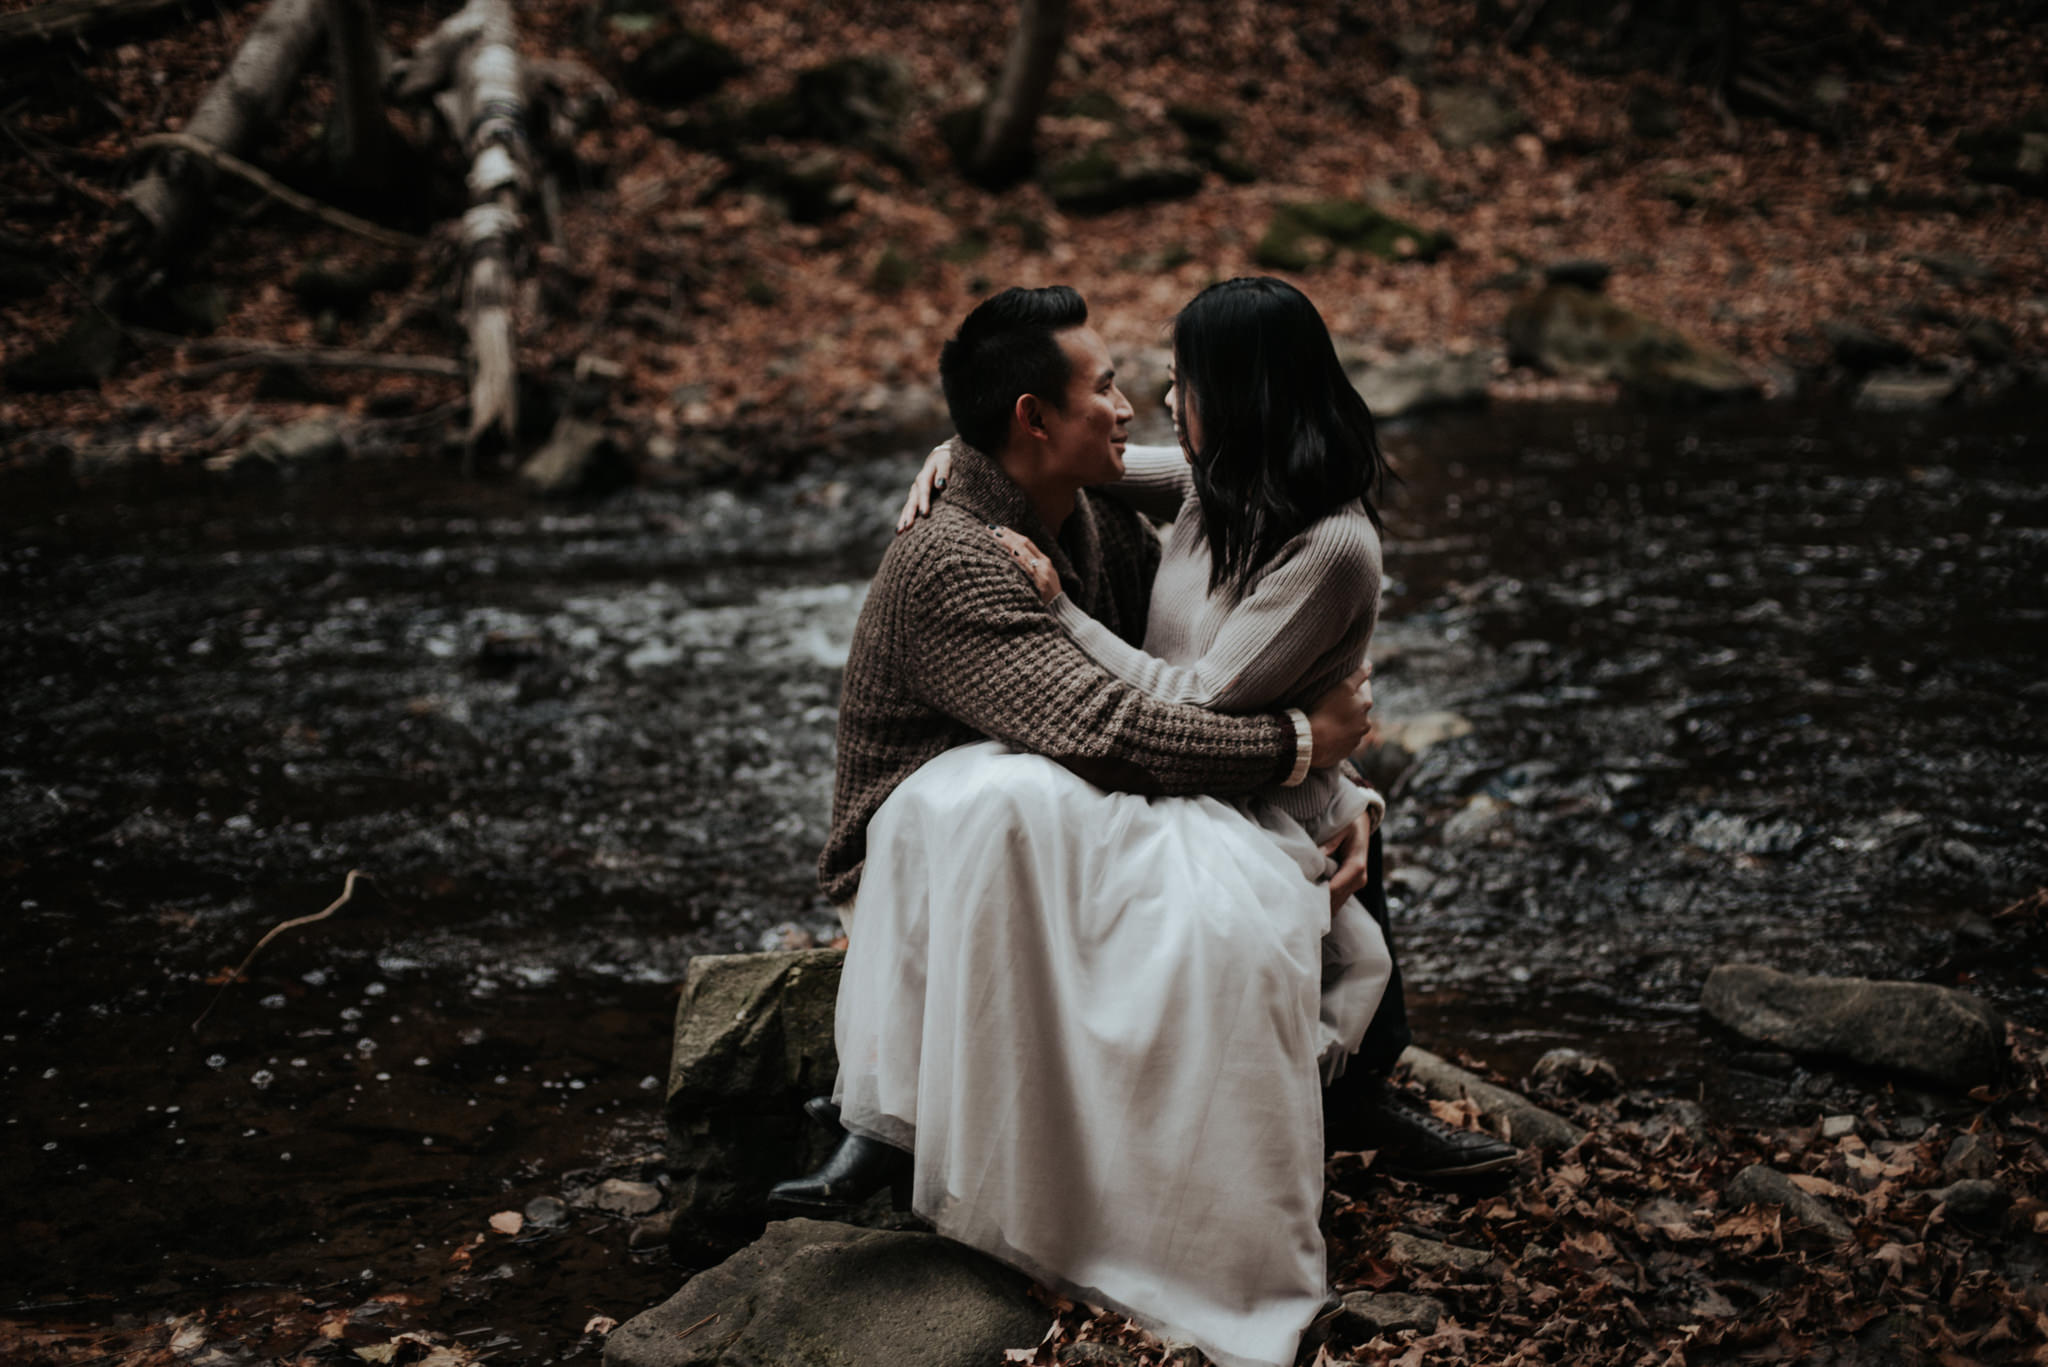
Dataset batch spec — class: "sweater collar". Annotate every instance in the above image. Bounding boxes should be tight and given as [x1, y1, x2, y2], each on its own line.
[944, 445, 1104, 604]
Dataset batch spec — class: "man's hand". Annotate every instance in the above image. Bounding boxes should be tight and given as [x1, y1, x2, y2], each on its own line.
[1307, 664, 1375, 768]
[895, 442, 955, 534]
[1320, 808, 1378, 912]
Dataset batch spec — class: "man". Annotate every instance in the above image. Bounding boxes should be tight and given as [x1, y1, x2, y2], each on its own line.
[771, 286, 1509, 1212]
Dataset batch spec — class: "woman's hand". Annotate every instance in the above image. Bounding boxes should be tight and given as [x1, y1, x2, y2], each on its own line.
[895, 443, 955, 534]
[1306, 663, 1375, 768]
[1319, 806, 1379, 913]
[989, 525, 1060, 603]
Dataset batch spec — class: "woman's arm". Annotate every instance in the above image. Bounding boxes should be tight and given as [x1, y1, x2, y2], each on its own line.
[1046, 515, 1382, 710]
[1103, 442, 1194, 522]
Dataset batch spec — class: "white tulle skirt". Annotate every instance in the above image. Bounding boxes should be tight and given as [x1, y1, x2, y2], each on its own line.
[834, 741, 1390, 1367]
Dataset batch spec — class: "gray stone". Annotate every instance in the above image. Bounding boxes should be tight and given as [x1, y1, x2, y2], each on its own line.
[1941, 1132, 1998, 1180]
[1933, 1179, 2009, 1221]
[519, 416, 632, 498]
[1441, 793, 1509, 845]
[524, 1195, 569, 1228]
[1504, 285, 1758, 403]
[1427, 85, 1525, 148]
[665, 950, 845, 1255]
[239, 417, 348, 466]
[604, 1219, 1046, 1367]
[1529, 1048, 1622, 1100]
[1256, 199, 1453, 272]
[595, 1178, 664, 1216]
[1334, 1290, 1443, 1339]
[1700, 964, 2006, 1087]
[1385, 1231, 1492, 1274]
[1855, 370, 1960, 411]
[1961, 318, 2017, 365]
[1353, 710, 1472, 792]
[1819, 1114, 1858, 1140]
[1399, 1046, 1585, 1152]
[1347, 350, 1494, 419]
[1724, 1163, 1854, 1242]
[629, 1210, 678, 1249]
[1043, 147, 1204, 216]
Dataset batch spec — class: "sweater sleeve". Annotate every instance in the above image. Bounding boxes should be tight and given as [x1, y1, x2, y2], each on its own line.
[1049, 517, 1379, 710]
[898, 534, 1296, 795]
[1099, 442, 1196, 522]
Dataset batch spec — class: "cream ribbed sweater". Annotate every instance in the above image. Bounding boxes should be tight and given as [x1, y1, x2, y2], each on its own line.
[1051, 443, 1382, 841]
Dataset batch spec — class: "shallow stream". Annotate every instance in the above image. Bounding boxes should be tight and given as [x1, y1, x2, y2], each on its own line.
[3, 402, 2043, 1360]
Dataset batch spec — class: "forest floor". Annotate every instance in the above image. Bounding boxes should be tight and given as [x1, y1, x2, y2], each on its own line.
[2, 0, 2046, 481]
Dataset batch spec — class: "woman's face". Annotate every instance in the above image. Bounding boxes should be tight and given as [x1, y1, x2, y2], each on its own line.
[1165, 357, 1202, 460]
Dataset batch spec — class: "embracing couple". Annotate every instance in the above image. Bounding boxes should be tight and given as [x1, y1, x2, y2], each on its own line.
[772, 279, 1514, 1367]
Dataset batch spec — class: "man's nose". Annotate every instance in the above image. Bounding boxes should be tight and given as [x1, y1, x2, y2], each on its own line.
[1113, 385, 1134, 422]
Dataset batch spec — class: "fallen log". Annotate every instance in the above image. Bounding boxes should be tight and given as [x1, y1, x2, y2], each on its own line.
[166, 346, 462, 383]
[398, 0, 530, 447]
[130, 132, 420, 249]
[104, 0, 327, 288]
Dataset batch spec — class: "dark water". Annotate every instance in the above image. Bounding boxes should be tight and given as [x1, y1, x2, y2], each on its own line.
[2, 402, 2044, 1359]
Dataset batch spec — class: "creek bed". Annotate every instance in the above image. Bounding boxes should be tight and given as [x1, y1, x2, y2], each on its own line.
[2, 402, 2043, 1360]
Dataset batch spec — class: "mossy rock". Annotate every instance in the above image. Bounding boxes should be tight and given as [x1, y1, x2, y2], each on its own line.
[1504, 284, 1758, 403]
[617, 24, 744, 107]
[869, 245, 917, 296]
[1052, 89, 1126, 122]
[1044, 144, 1203, 215]
[1255, 199, 1454, 271]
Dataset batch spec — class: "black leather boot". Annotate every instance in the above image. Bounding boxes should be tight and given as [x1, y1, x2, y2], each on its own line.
[1330, 1081, 1519, 1179]
[765, 1131, 913, 1216]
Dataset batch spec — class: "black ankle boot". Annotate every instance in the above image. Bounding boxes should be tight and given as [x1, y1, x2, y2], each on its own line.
[765, 1132, 913, 1216]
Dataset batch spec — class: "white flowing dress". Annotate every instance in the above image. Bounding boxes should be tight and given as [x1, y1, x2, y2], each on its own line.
[835, 449, 1391, 1367]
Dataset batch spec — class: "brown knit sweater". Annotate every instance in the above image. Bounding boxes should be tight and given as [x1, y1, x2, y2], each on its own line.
[818, 447, 1299, 904]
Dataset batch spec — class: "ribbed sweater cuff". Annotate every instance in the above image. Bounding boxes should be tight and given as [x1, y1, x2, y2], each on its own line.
[1283, 709, 1313, 787]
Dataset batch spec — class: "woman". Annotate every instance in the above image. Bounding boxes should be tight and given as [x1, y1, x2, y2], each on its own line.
[841, 278, 1393, 1367]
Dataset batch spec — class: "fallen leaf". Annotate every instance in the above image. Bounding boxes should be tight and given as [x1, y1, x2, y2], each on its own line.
[489, 1210, 524, 1235]
[582, 1316, 618, 1336]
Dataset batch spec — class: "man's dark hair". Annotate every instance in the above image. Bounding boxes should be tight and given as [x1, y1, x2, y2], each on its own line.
[938, 286, 1088, 455]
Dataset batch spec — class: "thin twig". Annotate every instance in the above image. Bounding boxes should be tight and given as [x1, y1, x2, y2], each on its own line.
[167, 347, 463, 383]
[193, 869, 364, 1032]
[674, 1312, 718, 1341]
[0, 112, 117, 209]
[132, 132, 423, 249]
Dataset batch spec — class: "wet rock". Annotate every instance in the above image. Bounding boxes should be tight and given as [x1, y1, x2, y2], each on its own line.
[1043, 146, 1204, 216]
[1700, 964, 2006, 1087]
[628, 1209, 677, 1249]
[1504, 285, 1758, 403]
[1957, 109, 2048, 197]
[1385, 1231, 1493, 1275]
[524, 1195, 569, 1228]
[1529, 1048, 1623, 1100]
[1441, 793, 1509, 845]
[1855, 370, 1960, 411]
[1642, 1099, 1709, 1148]
[1933, 1178, 2009, 1221]
[595, 1178, 664, 1216]
[1820, 1114, 1858, 1140]
[1256, 199, 1453, 271]
[1346, 349, 1493, 419]
[1332, 1289, 1442, 1339]
[1399, 1046, 1585, 1152]
[1821, 320, 1915, 372]
[519, 416, 633, 499]
[604, 1218, 1044, 1367]
[1941, 1132, 1997, 1181]
[1724, 1163, 1854, 1241]
[1427, 84, 1525, 148]
[665, 950, 845, 1255]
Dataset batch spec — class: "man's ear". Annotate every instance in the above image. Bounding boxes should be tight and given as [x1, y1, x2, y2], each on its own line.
[1014, 393, 1049, 439]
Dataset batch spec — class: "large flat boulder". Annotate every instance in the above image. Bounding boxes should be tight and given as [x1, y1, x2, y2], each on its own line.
[665, 950, 845, 1255]
[1505, 284, 1758, 403]
[1700, 964, 2005, 1087]
[604, 1219, 1047, 1367]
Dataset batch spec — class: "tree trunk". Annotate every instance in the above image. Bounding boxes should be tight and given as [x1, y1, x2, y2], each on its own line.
[402, 0, 530, 448]
[964, 0, 1068, 188]
[323, 0, 387, 191]
[103, 0, 326, 290]
[0, 0, 248, 56]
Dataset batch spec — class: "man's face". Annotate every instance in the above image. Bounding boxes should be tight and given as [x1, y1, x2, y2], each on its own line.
[1038, 327, 1132, 486]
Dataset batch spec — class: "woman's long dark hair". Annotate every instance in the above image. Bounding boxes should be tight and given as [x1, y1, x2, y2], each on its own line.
[1172, 277, 1391, 596]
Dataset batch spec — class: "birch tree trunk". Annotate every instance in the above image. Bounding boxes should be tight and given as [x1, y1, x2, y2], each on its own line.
[964, 0, 1068, 187]
[323, 0, 387, 190]
[108, 0, 326, 286]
